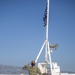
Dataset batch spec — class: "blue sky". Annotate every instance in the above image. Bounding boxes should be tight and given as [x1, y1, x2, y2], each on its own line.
[0, 0, 75, 72]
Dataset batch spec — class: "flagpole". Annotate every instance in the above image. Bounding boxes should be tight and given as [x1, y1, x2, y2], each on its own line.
[46, 0, 53, 75]
[35, 0, 53, 75]
[45, 0, 49, 64]
[45, 0, 50, 63]
[46, 0, 49, 40]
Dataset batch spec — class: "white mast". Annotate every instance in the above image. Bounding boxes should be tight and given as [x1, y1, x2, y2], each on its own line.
[45, 0, 50, 62]
[46, 0, 53, 74]
[35, 0, 60, 75]
[46, 0, 49, 40]
[35, 0, 53, 75]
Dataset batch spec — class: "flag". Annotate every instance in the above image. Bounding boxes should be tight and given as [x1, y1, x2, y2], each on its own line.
[43, 3, 47, 27]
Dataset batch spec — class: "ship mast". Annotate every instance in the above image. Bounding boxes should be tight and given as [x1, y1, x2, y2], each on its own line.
[34, 0, 61, 75]
[35, 0, 53, 75]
